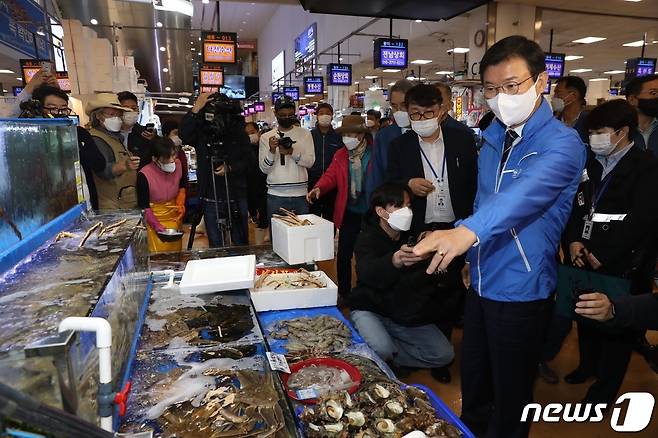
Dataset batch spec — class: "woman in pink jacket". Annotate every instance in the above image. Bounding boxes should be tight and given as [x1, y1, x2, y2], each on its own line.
[307, 115, 374, 298]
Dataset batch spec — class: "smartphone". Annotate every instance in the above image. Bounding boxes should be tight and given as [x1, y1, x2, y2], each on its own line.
[407, 236, 417, 247]
[41, 61, 52, 74]
[573, 287, 595, 302]
[145, 122, 155, 133]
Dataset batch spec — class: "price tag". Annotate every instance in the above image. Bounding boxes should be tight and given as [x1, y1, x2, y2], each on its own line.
[266, 352, 290, 374]
[295, 388, 319, 400]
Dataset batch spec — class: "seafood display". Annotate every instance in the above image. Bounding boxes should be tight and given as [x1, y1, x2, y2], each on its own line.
[273, 208, 313, 226]
[300, 384, 462, 438]
[287, 364, 357, 396]
[269, 316, 352, 355]
[254, 269, 326, 290]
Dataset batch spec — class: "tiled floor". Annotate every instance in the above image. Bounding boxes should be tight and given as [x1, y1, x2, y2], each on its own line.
[179, 223, 658, 437]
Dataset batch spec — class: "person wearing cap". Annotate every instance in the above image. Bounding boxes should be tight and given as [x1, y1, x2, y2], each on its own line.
[259, 95, 315, 223]
[85, 93, 140, 210]
[309, 102, 343, 221]
[307, 115, 373, 298]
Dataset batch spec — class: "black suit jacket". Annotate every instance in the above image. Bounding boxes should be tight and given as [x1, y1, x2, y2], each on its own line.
[387, 126, 478, 233]
[125, 124, 154, 170]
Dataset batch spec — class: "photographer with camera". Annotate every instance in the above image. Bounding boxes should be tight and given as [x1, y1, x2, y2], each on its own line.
[259, 96, 315, 223]
[180, 92, 250, 247]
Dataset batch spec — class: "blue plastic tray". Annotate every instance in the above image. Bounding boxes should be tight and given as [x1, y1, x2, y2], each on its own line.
[411, 384, 475, 438]
[257, 306, 364, 354]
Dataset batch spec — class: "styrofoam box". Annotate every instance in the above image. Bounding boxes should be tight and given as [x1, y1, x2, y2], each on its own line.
[179, 255, 256, 295]
[271, 214, 334, 265]
[249, 271, 337, 312]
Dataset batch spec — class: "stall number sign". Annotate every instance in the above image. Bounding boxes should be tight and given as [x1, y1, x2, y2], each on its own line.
[272, 91, 285, 102]
[625, 58, 656, 81]
[375, 39, 408, 69]
[201, 86, 219, 93]
[298, 107, 307, 115]
[328, 63, 352, 86]
[544, 53, 565, 79]
[254, 101, 265, 112]
[202, 32, 237, 64]
[455, 96, 463, 119]
[304, 76, 324, 94]
[283, 86, 300, 101]
[200, 69, 224, 86]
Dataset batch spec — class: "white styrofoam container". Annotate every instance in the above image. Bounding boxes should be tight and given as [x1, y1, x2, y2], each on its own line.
[249, 271, 337, 312]
[271, 214, 334, 265]
[179, 255, 256, 295]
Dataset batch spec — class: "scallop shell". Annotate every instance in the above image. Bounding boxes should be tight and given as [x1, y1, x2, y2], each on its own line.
[385, 400, 404, 416]
[324, 422, 344, 433]
[308, 423, 321, 431]
[373, 384, 391, 399]
[344, 391, 354, 408]
[346, 411, 366, 427]
[325, 399, 344, 420]
[375, 418, 396, 433]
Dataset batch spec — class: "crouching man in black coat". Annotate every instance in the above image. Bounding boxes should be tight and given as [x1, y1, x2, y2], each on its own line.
[349, 182, 455, 382]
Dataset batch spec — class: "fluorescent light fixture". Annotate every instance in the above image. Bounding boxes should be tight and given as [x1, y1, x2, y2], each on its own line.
[159, 46, 166, 51]
[589, 78, 608, 82]
[156, 22, 163, 28]
[191, 47, 196, 51]
[305, 95, 315, 97]
[447, 47, 469, 54]
[165, 86, 171, 91]
[153, 0, 194, 17]
[572, 37, 606, 44]
[317, 67, 323, 71]
[354, 81, 360, 85]
[323, 91, 328, 93]
[382, 69, 401, 73]
[36, 28, 45, 36]
[435, 70, 454, 75]
[364, 75, 378, 79]
[411, 59, 432, 65]
[622, 40, 645, 47]
[90, 18, 98, 25]
[15, 77, 21, 80]
[202, 0, 209, 3]
[2, 89, 7, 93]
[603, 70, 625, 74]
[570, 68, 592, 73]
[415, 19, 422, 23]
[198, 37, 201, 41]
[190, 41, 194, 44]
[162, 68, 168, 72]
[623, 0, 642, 2]
[565, 55, 583, 61]
[388, 82, 395, 86]
[0, 69, 15, 74]
[419, 77, 426, 80]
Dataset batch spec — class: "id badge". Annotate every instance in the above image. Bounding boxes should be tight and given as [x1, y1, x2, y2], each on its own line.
[577, 192, 585, 207]
[438, 195, 447, 211]
[582, 220, 593, 240]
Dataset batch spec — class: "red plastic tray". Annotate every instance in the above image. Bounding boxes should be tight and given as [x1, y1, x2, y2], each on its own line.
[281, 357, 361, 404]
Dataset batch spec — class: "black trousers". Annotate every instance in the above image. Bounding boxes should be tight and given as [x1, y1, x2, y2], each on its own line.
[575, 321, 635, 405]
[308, 184, 336, 221]
[461, 289, 551, 438]
[541, 297, 573, 361]
[337, 210, 363, 297]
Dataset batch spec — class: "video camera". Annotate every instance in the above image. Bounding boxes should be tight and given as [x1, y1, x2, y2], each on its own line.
[18, 99, 44, 118]
[277, 130, 296, 165]
[202, 93, 242, 137]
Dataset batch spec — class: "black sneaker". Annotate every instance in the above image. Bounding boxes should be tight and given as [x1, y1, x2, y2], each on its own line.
[389, 364, 416, 379]
[538, 361, 559, 384]
[564, 368, 592, 384]
[431, 366, 452, 383]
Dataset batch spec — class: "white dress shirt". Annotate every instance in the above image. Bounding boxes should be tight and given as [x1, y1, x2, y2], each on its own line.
[419, 131, 456, 223]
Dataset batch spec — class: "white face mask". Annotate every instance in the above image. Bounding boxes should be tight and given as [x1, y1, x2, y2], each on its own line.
[318, 114, 333, 127]
[550, 97, 565, 113]
[366, 119, 376, 128]
[103, 116, 123, 132]
[589, 131, 623, 156]
[170, 135, 183, 147]
[248, 133, 259, 144]
[386, 206, 413, 231]
[393, 110, 410, 128]
[342, 136, 361, 150]
[122, 111, 139, 127]
[158, 161, 176, 173]
[411, 117, 439, 138]
[487, 79, 540, 127]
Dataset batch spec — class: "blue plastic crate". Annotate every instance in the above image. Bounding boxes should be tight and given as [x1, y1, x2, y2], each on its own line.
[410, 384, 475, 438]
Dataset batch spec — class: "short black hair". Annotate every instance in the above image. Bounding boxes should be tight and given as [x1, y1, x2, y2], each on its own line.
[316, 102, 333, 113]
[556, 76, 587, 100]
[585, 99, 638, 141]
[32, 85, 68, 104]
[161, 120, 178, 137]
[479, 35, 546, 83]
[151, 136, 176, 159]
[405, 84, 442, 108]
[625, 74, 658, 97]
[369, 182, 412, 217]
[350, 111, 362, 116]
[117, 91, 138, 104]
[366, 109, 381, 119]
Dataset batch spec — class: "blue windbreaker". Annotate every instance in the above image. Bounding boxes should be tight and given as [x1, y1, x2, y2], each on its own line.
[458, 99, 586, 302]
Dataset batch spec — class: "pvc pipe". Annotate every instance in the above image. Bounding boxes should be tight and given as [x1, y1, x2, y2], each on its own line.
[58, 317, 113, 432]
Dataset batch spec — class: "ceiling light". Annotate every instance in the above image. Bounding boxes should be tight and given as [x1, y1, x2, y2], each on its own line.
[165, 86, 171, 91]
[565, 55, 583, 61]
[435, 70, 454, 75]
[411, 59, 432, 65]
[160, 46, 166, 52]
[202, 0, 209, 3]
[589, 78, 608, 82]
[419, 77, 427, 80]
[622, 40, 646, 47]
[198, 37, 201, 41]
[190, 41, 194, 44]
[156, 21, 163, 28]
[570, 68, 592, 73]
[382, 69, 401, 73]
[415, 19, 422, 23]
[388, 82, 395, 86]
[304, 95, 315, 98]
[0, 69, 15, 74]
[36, 28, 45, 36]
[162, 68, 169, 72]
[15, 77, 21, 80]
[153, 0, 193, 16]
[364, 75, 378, 79]
[623, 0, 642, 2]
[191, 47, 196, 51]
[447, 47, 470, 54]
[2, 89, 7, 93]
[572, 36, 606, 44]
[339, 57, 343, 61]
[603, 70, 625, 74]
[90, 18, 98, 25]
[242, 21, 247, 24]
[354, 81, 359, 85]
[317, 67, 323, 71]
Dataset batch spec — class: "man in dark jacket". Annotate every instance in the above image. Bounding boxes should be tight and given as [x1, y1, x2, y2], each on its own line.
[552, 76, 589, 143]
[626, 74, 658, 156]
[350, 182, 455, 382]
[180, 92, 250, 247]
[576, 292, 658, 330]
[308, 102, 342, 220]
[117, 91, 156, 169]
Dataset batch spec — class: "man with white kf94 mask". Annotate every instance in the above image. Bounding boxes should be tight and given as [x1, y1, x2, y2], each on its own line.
[413, 36, 586, 438]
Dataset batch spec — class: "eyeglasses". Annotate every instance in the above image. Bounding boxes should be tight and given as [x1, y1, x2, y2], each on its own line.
[482, 76, 534, 98]
[409, 110, 437, 121]
[43, 106, 72, 116]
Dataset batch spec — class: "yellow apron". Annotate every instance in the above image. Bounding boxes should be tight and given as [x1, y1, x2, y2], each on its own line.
[146, 200, 182, 253]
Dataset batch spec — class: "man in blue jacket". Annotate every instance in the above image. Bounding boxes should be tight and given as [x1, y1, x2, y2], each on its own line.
[366, 79, 414, 200]
[415, 36, 586, 438]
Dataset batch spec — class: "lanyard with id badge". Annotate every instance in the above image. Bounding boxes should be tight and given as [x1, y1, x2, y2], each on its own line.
[419, 146, 448, 211]
[582, 174, 613, 240]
